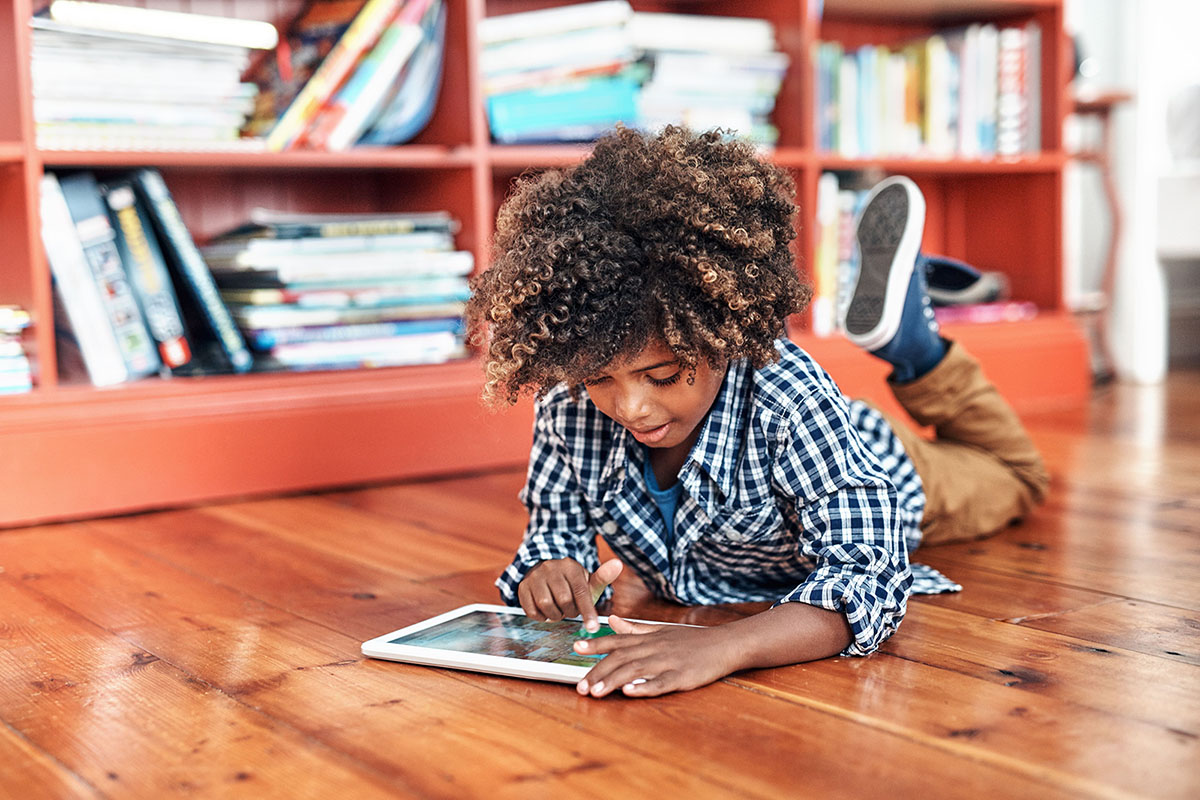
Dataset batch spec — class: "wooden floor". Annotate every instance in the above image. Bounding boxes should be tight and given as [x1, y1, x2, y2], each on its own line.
[2, 372, 1198, 799]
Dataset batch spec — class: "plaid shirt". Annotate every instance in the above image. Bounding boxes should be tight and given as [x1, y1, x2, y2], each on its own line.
[497, 339, 958, 657]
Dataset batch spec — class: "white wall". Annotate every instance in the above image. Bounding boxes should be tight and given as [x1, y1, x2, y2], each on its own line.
[1065, 0, 1200, 381]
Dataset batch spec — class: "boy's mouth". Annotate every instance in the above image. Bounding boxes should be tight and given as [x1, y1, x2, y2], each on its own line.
[629, 422, 671, 445]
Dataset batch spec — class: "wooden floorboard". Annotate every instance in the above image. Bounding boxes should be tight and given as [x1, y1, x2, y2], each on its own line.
[1, 371, 1198, 798]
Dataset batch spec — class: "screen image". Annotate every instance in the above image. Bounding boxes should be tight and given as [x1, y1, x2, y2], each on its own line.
[389, 610, 615, 668]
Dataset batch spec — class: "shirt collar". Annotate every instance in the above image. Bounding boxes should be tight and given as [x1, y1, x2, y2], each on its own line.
[683, 358, 751, 501]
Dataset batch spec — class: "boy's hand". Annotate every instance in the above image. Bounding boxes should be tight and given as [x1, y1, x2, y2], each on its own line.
[572, 615, 738, 698]
[518, 557, 623, 632]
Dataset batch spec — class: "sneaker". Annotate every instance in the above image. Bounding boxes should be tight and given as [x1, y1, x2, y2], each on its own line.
[843, 176, 927, 350]
[842, 176, 945, 382]
[924, 255, 1011, 306]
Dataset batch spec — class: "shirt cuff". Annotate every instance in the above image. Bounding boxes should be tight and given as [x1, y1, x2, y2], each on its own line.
[774, 568, 910, 657]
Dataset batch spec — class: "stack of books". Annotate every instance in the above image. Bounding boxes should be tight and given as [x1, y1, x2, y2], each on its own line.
[813, 21, 1041, 159]
[30, 0, 276, 151]
[245, 0, 446, 151]
[632, 11, 788, 148]
[0, 306, 33, 395]
[203, 210, 470, 371]
[40, 169, 252, 386]
[479, 1, 639, 144]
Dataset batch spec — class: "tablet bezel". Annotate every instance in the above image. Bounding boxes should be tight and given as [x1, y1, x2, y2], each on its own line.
[362, 603, 625, 683]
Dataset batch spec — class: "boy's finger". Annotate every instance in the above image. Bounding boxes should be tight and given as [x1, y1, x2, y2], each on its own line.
[568, 572, 600, 631]
[607, 614, 658, 635]
[588, 558, 623, 600]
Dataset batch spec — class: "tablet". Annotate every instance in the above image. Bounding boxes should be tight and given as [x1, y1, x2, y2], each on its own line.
[361, 603, 643, 683]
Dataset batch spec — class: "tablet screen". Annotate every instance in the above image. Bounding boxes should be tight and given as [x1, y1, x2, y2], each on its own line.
[387, 609, 614, 668]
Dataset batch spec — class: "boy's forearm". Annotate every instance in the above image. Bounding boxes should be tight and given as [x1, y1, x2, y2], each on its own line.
[720, 601, 854, 672]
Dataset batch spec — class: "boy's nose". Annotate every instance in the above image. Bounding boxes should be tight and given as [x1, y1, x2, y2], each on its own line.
[613, 389, 652, 426]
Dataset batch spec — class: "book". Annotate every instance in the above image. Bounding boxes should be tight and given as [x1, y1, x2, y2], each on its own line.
[267, 0, 407, 151]
[356, 0, 446, 147]
[304, 0, 438, 150]
[480, 25, 634, 78]
[629, 12, 775, 56]
[209, 250, 473, 285]
[229, 300, 465, 330]
[479, 1, 633, 47]
[201, 230, 453, 260]
[487, 76, 638, 142]
[132, 168, 253, 373]
[241, 0, 363, 139]
[211, 208, 457, 241]
[39, 175, 127, 386]
[246, 317, 462, 350]
[934, 301, 1038, 324]
[56, 171, 161, 380]
[265, 330, 463, 370]
[45, 0, 278, 50]
[219, 277, 468, 308]
[100, 177, 192, 370]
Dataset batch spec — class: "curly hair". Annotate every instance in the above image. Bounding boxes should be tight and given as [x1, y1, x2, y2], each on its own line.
[467, 125, 811, 406]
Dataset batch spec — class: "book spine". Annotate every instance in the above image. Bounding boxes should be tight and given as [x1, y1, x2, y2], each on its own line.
[38, 174, 128, 386]
[266, 0, 406, 151]
[133, 168, 253, 372]
[57, 171, 161, 379]
[487, 77, 638, 139]
[101, 179, 193, 370]
[250, 318, 463, 349]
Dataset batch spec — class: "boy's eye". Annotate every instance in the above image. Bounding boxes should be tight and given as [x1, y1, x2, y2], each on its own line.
[648, 371, 681, 387]
[583, 376, 610, 387]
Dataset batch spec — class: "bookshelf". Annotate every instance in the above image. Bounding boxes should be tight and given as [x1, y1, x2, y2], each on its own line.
[0, 0, 1088, 527]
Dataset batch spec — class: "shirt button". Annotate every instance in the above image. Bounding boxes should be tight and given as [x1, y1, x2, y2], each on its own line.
[726, 531, 747, 543]
[601, 521, 618, 534]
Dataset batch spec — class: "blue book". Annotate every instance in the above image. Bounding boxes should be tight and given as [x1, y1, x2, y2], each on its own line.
[486, 76, 639, 141]
[358, 1, 446, 146]
[249, 317, 463, 350]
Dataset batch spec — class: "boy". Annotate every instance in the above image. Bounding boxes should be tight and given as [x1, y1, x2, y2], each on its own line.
[466, 126, 1048, 699]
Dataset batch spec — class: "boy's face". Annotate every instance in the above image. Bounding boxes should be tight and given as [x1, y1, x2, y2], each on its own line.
[583, 339, 727, 453]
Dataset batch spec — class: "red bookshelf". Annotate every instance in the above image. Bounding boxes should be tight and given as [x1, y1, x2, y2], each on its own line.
[0, 0, 1086, 527]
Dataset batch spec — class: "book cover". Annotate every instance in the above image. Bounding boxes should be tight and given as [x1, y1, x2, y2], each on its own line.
[356, 0, 446, 147]
[267, 0, 406, 151]
[56, 171, 161, 380]
[305, 0, 438, 150]
[101, 177, 193, 370]
[38, 173, 128, 386]
[211, 250, 472, 285]
[133, 168, 253, 373]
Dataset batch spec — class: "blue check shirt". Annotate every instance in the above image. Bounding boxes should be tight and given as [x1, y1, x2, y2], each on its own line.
[497, 339, 958, 657]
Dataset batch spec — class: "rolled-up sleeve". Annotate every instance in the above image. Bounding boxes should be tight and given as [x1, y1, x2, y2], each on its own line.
[768, 394, 912, 656]
[495, 396, 600, 606]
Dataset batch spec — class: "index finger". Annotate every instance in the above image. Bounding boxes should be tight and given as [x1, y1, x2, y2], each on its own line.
[568, 572, 600, 632]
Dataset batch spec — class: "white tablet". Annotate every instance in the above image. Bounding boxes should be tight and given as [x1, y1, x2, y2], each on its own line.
[361, 603, 645, 683]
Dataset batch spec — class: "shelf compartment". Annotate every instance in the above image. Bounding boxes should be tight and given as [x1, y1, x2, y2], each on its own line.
[822, 0, 1059, 25]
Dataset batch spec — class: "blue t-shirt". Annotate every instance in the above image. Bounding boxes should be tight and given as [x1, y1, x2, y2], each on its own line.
[642, 451, 683, 544]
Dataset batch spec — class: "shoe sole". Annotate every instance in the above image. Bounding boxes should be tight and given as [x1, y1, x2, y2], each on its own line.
[843, 177, 926, 351]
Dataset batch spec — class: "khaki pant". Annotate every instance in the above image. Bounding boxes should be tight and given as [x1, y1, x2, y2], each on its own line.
[874, 341, 1050, 547]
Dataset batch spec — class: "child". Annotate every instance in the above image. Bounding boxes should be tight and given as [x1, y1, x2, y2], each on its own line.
[466, 126, 1048, 699]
